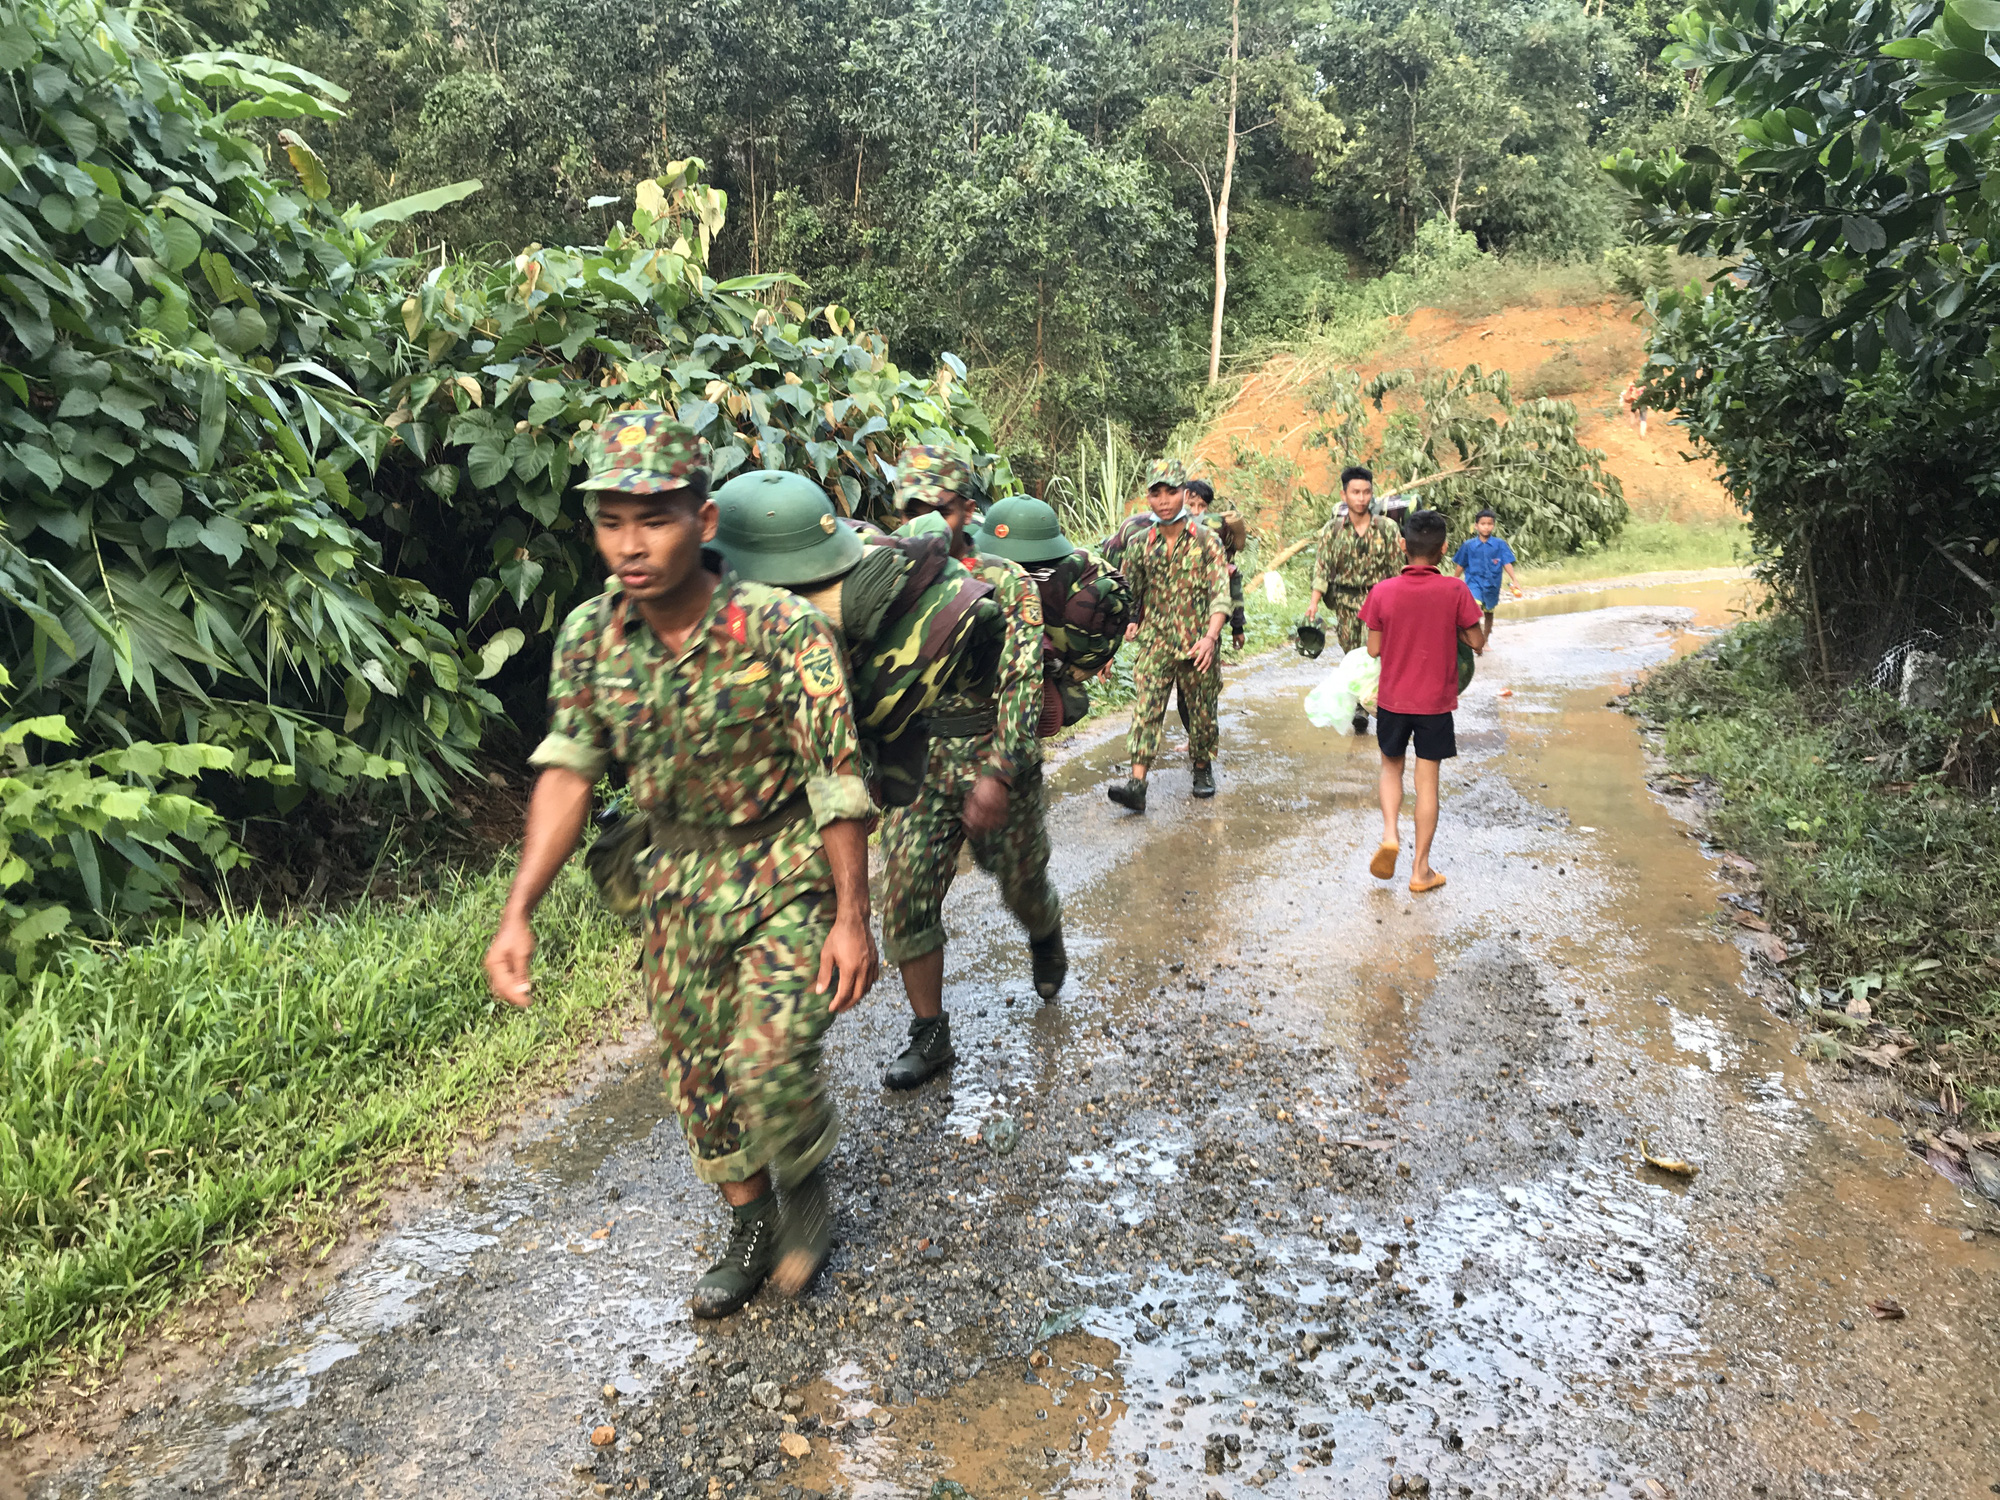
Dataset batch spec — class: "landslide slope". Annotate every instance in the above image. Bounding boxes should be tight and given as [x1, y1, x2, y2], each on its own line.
[1195, 299, 1737, 526]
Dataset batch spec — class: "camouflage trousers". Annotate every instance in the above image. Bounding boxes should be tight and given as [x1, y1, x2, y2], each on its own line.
[1328, 589, 1369, 654]
[642, 885, 839, 1187]
[1128, 650, 1220, 772]
[879, 735, 1060, 966]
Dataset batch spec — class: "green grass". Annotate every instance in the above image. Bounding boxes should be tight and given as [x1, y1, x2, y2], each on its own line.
[1634, 619, 2000, 1125]
[0, 862, 634, 1399]
[1517, 517, 1749, 588]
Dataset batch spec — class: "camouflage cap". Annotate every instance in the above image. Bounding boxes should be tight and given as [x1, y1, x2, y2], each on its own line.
[575, 409, 710, 494]
[1144, 458, 1188, 491]
[894, 444, 981, 514]
[898, 510, 954, 541]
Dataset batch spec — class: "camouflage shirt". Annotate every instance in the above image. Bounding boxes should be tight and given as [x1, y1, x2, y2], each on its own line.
[530, 560, 872, 916]
[929, 551, 1044, 785]
[1311, 511, 1405, 599]
[1124, 519, 1231, 660]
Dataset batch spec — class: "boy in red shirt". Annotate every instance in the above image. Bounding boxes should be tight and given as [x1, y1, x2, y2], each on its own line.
[1359, 510, 1485, 893]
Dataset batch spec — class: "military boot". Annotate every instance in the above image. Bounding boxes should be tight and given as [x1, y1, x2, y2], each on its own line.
[689, 1191, 778, 1319]
[884, 1014, 955, 1090]
[1029, 927, 1068, 1000]
[772, 1167, 832, 1298]
[1191, 763, 1216, 798]
[1106, 777, 1147, 813]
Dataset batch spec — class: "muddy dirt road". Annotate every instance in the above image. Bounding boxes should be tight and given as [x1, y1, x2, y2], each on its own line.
[20, 579, 2000, 1500]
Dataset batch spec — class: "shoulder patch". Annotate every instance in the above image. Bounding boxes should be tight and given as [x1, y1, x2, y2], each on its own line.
[722, 600, 750, 645]
[1020, 590, 1043, 628]
[796, 634, 845, 699]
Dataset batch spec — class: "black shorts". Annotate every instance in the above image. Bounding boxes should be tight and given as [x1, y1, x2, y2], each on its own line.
[1376, 709, 1456, 762]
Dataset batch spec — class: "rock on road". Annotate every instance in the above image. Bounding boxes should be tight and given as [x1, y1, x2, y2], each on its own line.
[22, 578, 2000, 1500]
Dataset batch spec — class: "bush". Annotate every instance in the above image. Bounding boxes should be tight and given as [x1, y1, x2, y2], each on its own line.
[1635, 618, 2000, 1124]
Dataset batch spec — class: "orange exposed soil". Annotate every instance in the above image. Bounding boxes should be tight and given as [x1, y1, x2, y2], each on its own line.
[1195, 300, 1739, 525]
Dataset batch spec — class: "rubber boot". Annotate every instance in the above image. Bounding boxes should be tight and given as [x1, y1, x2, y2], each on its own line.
[1106, 777, 1147, 813]
[1029, 927, 1068, 1000]
[1352, 711, 1369, 736]
[772, 1167, 831, 1298]
[884, 1013, 955, 1090]
[1191, 763, 1216, 798]
[689, 1191, 778, 1319]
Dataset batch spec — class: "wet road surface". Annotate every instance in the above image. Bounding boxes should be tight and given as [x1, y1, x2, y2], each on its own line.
[18, 578, 2000, 1500]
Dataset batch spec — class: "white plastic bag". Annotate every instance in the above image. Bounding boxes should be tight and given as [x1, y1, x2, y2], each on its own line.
[1303, 648, 1381, 732]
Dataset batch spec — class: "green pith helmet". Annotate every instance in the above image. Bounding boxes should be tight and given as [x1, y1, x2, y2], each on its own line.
[710, 470, 864, 587]
[1295, 616, 1327, 659]
[976, 495, 1073, 565]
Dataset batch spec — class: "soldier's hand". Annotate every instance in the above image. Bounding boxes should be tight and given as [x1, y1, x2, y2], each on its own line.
[1123, 622, 1140, 643]
[485, 915, 536, 1009]
[1231, 631, 1245, 652]
[961, 774, 1010, 836]
[1192, 634, 1220, 674]
[817, 915, 879, 1014]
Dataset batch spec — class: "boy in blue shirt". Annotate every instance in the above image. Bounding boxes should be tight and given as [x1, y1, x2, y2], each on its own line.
[1451, 509, 1518, 637]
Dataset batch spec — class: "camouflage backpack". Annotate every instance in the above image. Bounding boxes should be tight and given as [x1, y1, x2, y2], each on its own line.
[1020, 547, 1133, 728]
[798, 531, 1004, 805]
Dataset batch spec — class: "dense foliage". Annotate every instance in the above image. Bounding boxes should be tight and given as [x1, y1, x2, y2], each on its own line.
[188, 0, 1722, 474]
[0, 0, 995, 968]
[1613, 0, 2000, 679]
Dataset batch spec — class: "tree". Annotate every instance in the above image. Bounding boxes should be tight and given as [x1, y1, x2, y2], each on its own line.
[1610, 0, 2000, 667]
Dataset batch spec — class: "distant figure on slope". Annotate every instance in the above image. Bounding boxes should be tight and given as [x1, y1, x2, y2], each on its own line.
[1304, 464, 1406, 735]
[1362, 509, 1485, 896]
[1620, 380, 1647, 435]
[1450, 507, 1520, 639]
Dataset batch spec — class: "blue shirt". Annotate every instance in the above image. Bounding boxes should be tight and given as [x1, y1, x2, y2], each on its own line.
[1452, 534, 1516, 594]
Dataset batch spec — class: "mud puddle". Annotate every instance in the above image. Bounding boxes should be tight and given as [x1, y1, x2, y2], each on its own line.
[24, 576, 2000, 1500]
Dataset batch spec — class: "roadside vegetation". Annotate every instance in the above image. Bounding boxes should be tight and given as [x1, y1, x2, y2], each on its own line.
[1517, 516, 1746, 588]
[1614, 0, 2000, 1146]
[1634, 620, 2000, 1127]
[0, 865, 633, 1401]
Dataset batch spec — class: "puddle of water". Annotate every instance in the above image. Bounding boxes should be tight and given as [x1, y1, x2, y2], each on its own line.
[796, 1334, 1126, 1497]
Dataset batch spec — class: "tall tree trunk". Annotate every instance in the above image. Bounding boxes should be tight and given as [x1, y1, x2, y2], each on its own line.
[1206, 0, 1241, 387]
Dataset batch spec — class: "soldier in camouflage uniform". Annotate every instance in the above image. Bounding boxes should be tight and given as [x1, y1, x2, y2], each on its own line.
[483, 411, 878, 1320]
[878, 446, 1064, 1090]
[707, 468, 1004, 809]
[1107, 459, 1232, 813]
[1307, 463, 1405, 732]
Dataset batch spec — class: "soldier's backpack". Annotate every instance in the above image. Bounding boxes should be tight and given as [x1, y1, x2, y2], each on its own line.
[797, 532, 1003, 805]
[1020, 547, 1133, 729]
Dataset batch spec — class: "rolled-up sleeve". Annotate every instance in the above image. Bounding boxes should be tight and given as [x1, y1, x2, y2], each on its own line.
[528, 603, 612, 781]
[783, 614, 872, 827]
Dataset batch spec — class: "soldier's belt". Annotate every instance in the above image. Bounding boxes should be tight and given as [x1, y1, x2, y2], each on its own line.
[648, 792, 811, 854]
[928, 707, 997, 738]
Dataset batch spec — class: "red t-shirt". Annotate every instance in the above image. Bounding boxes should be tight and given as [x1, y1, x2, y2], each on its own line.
[1359, 564, 1483, 715]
